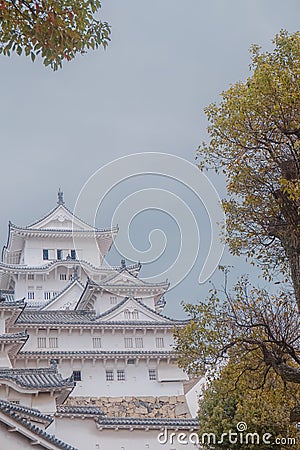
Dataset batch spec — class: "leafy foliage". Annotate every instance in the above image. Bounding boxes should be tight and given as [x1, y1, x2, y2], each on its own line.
[197, 30, 300, 306]
[175, 30, 300, 442]
[174, 275, 300, 384]
[197, 360, 299, 449]
[0, 0, 110, 70]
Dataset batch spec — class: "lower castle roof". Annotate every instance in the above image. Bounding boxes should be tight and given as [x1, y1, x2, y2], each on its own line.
[95, 416, 199, 430]
[0, 400, 77, 450]
[0, 367, 74, 390]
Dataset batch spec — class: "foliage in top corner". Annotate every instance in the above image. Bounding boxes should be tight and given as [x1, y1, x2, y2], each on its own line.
[0, 0, 111, 70]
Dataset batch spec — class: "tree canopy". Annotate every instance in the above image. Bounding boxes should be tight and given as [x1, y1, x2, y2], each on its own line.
[174, 275, 300, 384]
[0, 0, 110, 70]
[197, 359, 299, 449]
[198, 30, 300, 307]
[175, 30, 300, 437]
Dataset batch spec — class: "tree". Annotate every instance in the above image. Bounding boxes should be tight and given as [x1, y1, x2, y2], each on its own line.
[198, 30, 300, 308]
[174, 275, 300, 384]
[175, 30, 300, 438]
[0, 0, 110, 70]
[196, 359, 299, 449]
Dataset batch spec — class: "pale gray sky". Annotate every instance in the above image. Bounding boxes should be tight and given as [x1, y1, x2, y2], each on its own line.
[0, 0, 299, 317]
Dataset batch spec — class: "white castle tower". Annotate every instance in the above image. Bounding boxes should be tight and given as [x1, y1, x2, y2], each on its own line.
[0, 191, 200, 450]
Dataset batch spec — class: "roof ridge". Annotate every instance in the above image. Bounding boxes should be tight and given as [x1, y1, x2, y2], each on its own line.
[95, 296, 183, 323]
[0, 400, 52, 422]
[39, 279, 85, 310]
[0, 259, 140, 272]
[0, 403, 77, 449]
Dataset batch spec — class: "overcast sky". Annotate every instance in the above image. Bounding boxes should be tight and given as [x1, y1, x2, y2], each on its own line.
[0, 1, 299, 317]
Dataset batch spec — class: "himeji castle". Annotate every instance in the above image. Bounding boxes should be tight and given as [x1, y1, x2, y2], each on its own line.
[0, 191, 201, 450]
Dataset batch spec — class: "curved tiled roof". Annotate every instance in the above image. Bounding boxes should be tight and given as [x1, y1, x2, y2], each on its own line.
[0, 400, 77, 449]
[0, 400, 52, 425]
[0, 259, 140, 273]
[0, 331, 27, 341]
[16, 299, 187, 326]
[95, 416, 199, 429]
[57, 405, 105, 416]
[95, 296, 187, 324]
[19, 350, 175, 358]
[10, 223, 118, 234]
[0, 298, 25, 308]
[17, 310, 96, 324]
[0, 367, 74, 390]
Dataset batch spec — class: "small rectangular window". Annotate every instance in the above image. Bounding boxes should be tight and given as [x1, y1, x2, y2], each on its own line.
[117, 370, 125, 381]
[49, 337, 58, 348]
[127, 359, 136, 365]
[124, 337, 133, 348]
[132, 310, 139, 320]
[73, 370, 81, 381]
[92, 337, 102, 348]
[135, 337, 144, 348]
[44, 292, 51, 300]
[57, 249, 62, 260]
[59, 274, 67, 281]
[27, 291, 35, 300]
[155, 337, 164, 348]
[48, 249, 55, 259]
[70, 250, 76, 260]
[124, 310, 131, 320]
[149, 369, 157, 380]
[110, 296, 118, 304]
[37, 337, 46, 348]
[106, 370, 114, 381]
[43, 249, 49, 260]
[28, 274, 34, 280]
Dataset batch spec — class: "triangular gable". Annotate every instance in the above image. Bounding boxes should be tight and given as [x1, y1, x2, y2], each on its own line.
[100, 268, 168, 289]
[95, 297, 175, 324]
[101, 268, 143, 286]
[41, 281, 84, 311]
[75, 276, 168, 312]
[28, 205, 95, 231]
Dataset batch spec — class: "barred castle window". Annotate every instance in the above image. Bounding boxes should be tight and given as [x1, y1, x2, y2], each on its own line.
[135, 337, 144, 348]
[37, 337, 46, 348]
[92, 337, 102, 348]
[148, 369, 157, 380]
[155, 337, 164, 348]
[73, 370, 82, 381]
[49, 337, 58, 348]
[106, 370, 114, 381]
[124, 337, 133, 348]
[117, 370, 125, 381]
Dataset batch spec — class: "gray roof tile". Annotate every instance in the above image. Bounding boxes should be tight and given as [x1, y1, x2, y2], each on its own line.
[57, 405, 105, 416]
[0, 367, 74, 390]
[0, 400, 52, 424]
[17, 310, 95, 324]
[0, 400, 77, 449]
[96, 416, 199, 429]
